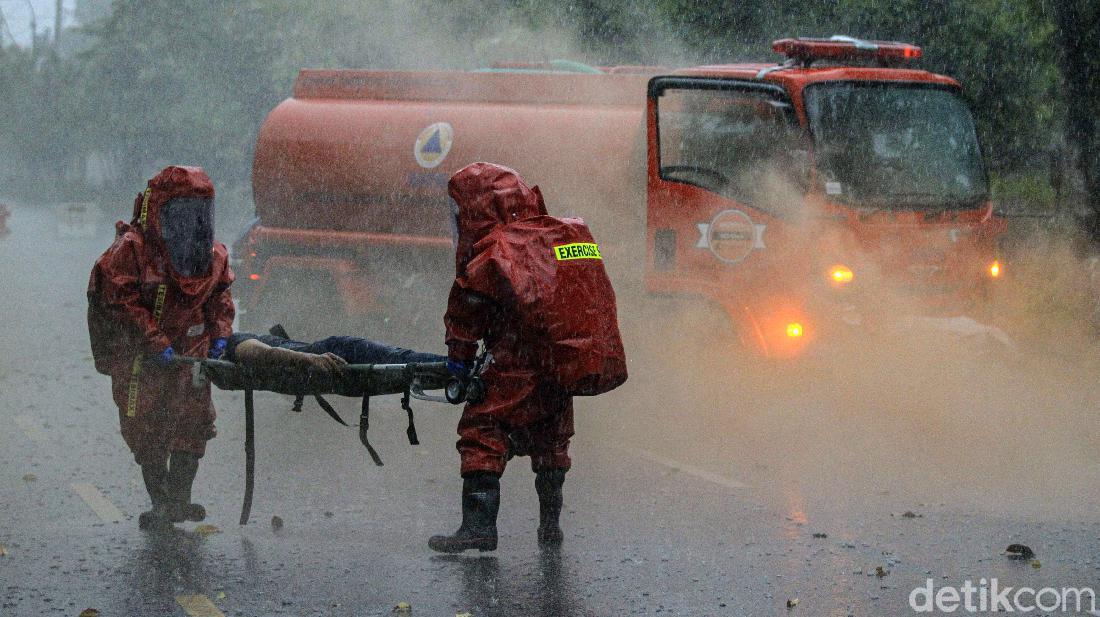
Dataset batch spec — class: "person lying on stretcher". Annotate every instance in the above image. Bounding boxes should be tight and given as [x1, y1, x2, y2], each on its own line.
[222, 329, 446, 374]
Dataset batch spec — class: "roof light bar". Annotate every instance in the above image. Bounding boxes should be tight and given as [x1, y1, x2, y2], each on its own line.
[772, 36, 922, 64]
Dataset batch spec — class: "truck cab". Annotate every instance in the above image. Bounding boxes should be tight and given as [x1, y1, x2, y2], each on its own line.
[645, 37, 1003, 357]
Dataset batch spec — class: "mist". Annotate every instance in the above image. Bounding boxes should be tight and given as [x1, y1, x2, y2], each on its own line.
[2, 1, 1100, 615]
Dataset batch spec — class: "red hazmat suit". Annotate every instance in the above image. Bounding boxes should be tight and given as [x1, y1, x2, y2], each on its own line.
[445, 163, 627, 476]
[87, 166, 234, 465]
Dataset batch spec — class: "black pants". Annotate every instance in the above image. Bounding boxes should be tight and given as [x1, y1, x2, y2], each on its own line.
[301, 336, 445, 365]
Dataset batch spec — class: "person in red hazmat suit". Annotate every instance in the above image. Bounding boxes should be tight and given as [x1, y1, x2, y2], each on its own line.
[87, 165, 234, 531]
[429, 163, 627, 553]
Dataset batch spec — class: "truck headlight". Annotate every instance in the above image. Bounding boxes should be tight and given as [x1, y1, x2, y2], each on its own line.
[828, 264, 854, 286]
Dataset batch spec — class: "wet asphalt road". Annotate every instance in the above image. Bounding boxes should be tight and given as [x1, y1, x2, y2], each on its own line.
[2, 203, 1100, 617]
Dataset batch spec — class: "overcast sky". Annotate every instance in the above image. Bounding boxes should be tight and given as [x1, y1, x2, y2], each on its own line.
[0, 0, 74, 47]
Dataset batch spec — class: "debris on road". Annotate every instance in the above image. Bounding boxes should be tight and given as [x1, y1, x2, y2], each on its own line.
[194, 524, 221, 537]
[875, 566, 889, 578]
[1030, 559, 1042, 569]
[393, 601, 411, 613]
[22, 474, 36, 483]
[1005, 544, 1035, 559]
[78, 609, 100, 617]
[786, 597, 799, 609]
[271, 515, 284, 531]
[901, 511, 921, 519]
[0, 544, 6, 556]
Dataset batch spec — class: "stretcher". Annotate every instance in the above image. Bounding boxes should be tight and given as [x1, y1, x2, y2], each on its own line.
[183, 357, 461, 524]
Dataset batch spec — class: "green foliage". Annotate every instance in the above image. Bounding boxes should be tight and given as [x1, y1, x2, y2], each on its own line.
[990, 170, 1056, 211]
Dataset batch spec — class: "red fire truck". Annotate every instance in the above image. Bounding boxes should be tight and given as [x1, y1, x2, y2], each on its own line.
[237, 37, 1005, 358]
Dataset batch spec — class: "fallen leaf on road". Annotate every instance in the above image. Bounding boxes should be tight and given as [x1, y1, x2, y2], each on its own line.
[786, 598, 799, 609]
[22, 474, 36, 482]
[901, 511, 921, 518]
[1030, 559, 1041, 569]
[271, 516, 284, 531]
[812, 532, 827, 539]
[79, 609, 100, 617]
[393, 601, 411, 612]
[194, 524, 221, 537]
[1005, 544, 1035, 559]
[0, 544, 6, 556]
[216, 592, 226, 600]
[875, 566, 889, 577]
[457, 613, 473, 617]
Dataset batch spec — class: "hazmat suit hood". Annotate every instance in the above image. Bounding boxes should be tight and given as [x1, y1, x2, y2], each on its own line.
[132, 165, 216, 278]
[448, 162, 547, 272]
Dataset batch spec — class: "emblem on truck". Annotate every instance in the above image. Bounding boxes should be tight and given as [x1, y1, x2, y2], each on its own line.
[695, 209, 766, 264]
[414, 122, 454, 169]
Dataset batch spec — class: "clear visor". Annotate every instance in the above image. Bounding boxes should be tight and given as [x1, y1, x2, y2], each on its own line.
[447, 197, 460, 249]
[161, 197, 215, 277]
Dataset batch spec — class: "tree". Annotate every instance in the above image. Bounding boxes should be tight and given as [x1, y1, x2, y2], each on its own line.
[1052, 0, 1100, 234]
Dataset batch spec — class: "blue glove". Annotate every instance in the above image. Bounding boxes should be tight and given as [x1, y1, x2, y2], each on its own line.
[208, 337, 227, 359]
[446, 359, 468, 378]
[153, 346, 175, 367]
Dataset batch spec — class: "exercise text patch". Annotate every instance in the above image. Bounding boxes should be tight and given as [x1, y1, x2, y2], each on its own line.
[554, 243, 602, 261]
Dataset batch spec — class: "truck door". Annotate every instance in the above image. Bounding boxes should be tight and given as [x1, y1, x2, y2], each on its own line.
[645, 77, 811, 356]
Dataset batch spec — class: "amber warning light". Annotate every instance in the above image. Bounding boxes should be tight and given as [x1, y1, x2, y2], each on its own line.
[773, 36, 922, 64]
[829, 264, 855, 286]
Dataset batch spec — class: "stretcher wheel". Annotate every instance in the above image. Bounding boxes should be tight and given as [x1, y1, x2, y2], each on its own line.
[445, 378, 467, 404]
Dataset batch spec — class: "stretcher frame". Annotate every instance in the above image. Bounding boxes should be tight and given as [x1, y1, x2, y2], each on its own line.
[189, 358, 454, 524]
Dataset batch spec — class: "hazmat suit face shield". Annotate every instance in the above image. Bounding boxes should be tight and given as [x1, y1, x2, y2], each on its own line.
[160, 197, 215, 277]
[447, 197, 460, 250]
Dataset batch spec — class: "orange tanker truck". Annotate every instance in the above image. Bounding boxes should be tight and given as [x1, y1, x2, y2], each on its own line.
[236, 36, 1005, 358]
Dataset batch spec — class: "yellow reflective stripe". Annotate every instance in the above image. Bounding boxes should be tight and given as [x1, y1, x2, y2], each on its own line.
[126, 283, 167, 418]
[152, 283, 166, 321]
[553, 242, 602, 261]
[139, 188, 151, 226]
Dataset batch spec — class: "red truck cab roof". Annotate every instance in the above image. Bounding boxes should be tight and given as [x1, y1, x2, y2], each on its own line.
[669, 36, 960, 97]
[671, 64, 960, 90]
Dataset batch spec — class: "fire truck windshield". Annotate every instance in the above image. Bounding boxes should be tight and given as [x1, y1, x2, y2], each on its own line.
[803, 82, 988, 209]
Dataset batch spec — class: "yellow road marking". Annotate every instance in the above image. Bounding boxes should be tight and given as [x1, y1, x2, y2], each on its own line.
[70, 483, 123, 523]
[176, 594, 225, 617]
[612, 443, 748, 489]
[14, 415, 48, 444]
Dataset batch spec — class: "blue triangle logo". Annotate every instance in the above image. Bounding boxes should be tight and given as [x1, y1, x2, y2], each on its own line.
[422, 130, 442, 153]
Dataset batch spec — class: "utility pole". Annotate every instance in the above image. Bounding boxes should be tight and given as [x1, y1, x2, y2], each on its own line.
[54, 0, 61, 49]
[0, 6, 14, 46]
[22, 0, 36, 56]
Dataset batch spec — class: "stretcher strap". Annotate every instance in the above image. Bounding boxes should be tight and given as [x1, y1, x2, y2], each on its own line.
[240, 389, 255, 525]
[401, 389, 419, 445]
[313, 395, 348, 426]
[359, 396, 383, 466]
[125, 283, 167, 418]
